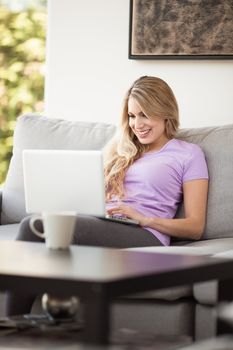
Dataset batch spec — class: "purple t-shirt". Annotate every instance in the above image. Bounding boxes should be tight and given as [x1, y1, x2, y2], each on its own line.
[106, 139, 209, 246]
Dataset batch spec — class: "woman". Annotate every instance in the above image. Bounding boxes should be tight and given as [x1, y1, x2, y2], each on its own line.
[6, 76, 209, 315]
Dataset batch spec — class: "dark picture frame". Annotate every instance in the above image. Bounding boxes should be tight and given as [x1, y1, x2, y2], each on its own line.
[129, 0, 233, 59]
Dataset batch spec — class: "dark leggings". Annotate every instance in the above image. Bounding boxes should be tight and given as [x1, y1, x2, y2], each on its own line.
[5, 215, 162, 316]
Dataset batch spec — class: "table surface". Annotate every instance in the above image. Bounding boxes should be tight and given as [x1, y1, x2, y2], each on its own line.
[1, 240, 233, 299]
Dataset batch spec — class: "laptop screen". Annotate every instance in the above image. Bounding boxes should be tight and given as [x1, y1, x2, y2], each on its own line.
[23, 149, 106, 216]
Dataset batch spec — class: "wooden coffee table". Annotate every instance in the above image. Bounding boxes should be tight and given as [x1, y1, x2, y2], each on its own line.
[1, 241, 233, 344]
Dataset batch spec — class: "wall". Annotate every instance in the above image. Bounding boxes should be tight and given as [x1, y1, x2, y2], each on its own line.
[45, 0, 233, 128]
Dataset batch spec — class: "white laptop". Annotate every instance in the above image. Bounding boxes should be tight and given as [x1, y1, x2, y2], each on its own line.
[23, 150, 139, 225]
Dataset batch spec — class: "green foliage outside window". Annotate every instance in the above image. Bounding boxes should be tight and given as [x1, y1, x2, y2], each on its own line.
[0, 3, 46, 185]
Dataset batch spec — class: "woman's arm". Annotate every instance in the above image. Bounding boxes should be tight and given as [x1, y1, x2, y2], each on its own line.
[142, 179, 208, 240]
[107, 179, 209, 240]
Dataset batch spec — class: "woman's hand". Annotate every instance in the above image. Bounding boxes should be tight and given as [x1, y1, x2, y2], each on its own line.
[107, 204, 147, 226]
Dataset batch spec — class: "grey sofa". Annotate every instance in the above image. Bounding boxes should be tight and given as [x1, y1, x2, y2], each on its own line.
[1, 114, 233, 343]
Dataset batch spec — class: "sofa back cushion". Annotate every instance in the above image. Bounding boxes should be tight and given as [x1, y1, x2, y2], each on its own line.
[176, 124, 233, 240]
[2, 116, 233, 241]
[1, 114, 116, 224]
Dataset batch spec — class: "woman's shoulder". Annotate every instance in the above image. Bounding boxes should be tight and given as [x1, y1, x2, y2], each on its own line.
[171, 139, 208, 178]
[172, 138, 204, 155]
[169, 139, 206, 166]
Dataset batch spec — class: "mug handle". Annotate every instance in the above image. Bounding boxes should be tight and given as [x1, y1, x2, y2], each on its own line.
[29, 215, 45, 239]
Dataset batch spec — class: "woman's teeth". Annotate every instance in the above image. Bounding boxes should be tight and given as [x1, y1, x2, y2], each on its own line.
[137, 129, 150, 137]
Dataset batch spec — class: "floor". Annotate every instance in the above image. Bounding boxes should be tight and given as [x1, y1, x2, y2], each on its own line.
[0, 326, 192, 350]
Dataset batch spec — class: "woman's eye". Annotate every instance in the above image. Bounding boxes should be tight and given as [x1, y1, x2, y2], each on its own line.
[128, 114, 135, 119]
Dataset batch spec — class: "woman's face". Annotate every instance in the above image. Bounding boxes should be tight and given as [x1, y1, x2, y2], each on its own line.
[128, 97, 169, 151]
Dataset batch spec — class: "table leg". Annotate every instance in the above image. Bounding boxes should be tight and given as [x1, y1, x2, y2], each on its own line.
[217, 278, 233, 335]
[83, 296, 110, 344]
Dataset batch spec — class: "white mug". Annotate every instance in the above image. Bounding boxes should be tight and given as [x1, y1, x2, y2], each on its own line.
[29, 212, 77, 249]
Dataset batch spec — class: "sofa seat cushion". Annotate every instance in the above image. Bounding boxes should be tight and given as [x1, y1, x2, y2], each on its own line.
[112, 299, 195, 337]
[1, 114, 116, 224]
[0, 224, 19, 241]
[193, 280, 218, 306]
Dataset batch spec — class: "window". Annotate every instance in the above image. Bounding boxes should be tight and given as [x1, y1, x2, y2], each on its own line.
[0, 0, 47, 184]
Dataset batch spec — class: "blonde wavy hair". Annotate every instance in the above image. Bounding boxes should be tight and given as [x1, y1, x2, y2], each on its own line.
[104, 76, 179, 200]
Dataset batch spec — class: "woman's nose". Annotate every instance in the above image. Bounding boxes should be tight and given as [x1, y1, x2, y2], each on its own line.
[135, 116, 144, 129]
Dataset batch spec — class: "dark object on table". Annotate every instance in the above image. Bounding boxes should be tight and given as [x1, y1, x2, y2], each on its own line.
[41, 294, 80, 319]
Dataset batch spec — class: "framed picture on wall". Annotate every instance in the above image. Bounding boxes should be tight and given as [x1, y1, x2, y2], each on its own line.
[129, 0, 233, 59]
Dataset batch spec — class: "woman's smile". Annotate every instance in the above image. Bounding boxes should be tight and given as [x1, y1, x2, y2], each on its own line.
[136, 128, 151, 138]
